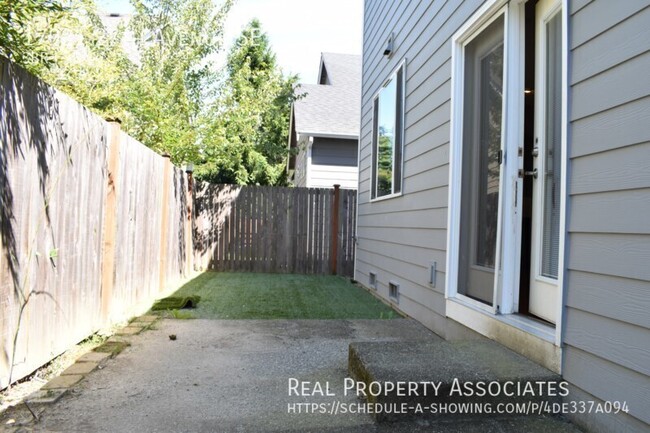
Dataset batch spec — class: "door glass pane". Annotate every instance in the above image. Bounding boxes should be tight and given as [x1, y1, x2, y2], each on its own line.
[458, 15, 504, 305]
[476, 47, 503, 268]
[541, 12, 562, 279]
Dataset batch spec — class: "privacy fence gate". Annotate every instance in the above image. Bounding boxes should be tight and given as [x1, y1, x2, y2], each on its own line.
[193, 184, 357, 276]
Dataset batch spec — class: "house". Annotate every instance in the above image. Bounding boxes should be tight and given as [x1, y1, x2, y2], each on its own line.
[356, 1, 649, 432]
[288, 53, 361, 189]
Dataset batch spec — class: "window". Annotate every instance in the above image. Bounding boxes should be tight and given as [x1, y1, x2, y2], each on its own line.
[371, 64, 404, 199]
[388, 281, 400, 302]
[369, 271, 377, 289]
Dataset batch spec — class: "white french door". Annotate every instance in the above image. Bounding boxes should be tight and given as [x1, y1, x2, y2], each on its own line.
[457, 13, 506, 309]
[449, 0, 567, 335]
[528, 0, 562, 324]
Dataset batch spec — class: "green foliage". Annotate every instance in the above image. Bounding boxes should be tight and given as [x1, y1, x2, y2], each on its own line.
[0, 0, 64, 73]
[377, 131, 393, 195]
[166, 309, 196, 320]
[196, 19, 299, 185]
[5, 3, 297, 184]
[122, 0, 233, 162]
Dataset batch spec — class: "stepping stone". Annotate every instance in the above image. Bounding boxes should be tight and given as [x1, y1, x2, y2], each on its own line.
[116, 326, 143, 336]
[94, 341, 130, 357]
[134, 315, 159, 323]
[26, 389, 68, 404]
[42, 374, 83, 390]
[61, 362, 98, 376]
[129, 321, 152, 330]
[77, 351, 111, 363]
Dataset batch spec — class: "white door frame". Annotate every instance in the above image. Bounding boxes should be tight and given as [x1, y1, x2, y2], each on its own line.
[446, 0, 569, 349]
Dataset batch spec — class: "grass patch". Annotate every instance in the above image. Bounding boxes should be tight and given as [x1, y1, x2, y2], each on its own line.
[162, 272, 400, 320]
[93, 341, 130, 357]
[165, 309, 196, 320]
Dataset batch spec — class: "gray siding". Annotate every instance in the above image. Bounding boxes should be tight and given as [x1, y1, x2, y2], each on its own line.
[312, 137, 358, 166]
[357, 0, 485, 335]
[293, 136, 309, 188]
[564, 1, 650, 431]
[309, 138, 358, 189]
[358, 0, 650, 432]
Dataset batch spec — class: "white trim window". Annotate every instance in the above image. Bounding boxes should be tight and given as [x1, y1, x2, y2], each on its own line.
[371, 63, 405, 200]
[446, 0, 567, 348]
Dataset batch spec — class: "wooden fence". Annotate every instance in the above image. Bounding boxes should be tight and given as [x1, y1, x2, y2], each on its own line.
[0, 56, 358, 389]
[193, 184, 357, 276]
[0, 58, 191, 388]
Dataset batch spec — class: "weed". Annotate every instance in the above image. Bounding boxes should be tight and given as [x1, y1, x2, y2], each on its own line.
[167, 309, 196, 320]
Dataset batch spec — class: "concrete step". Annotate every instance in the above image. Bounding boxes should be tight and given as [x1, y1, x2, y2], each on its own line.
[348, 340, 565, 423]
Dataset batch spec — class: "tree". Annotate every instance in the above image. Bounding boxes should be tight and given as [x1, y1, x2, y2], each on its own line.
[121, 0, 233, 162]
[5, 3, 296, 183]
[0, 0, 64, 73]
[7, 0, 233, 165]
[33, 0, 133, 119]
[196, 19, 299, 185]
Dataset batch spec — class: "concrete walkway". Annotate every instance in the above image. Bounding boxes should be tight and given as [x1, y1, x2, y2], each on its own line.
[21, 318, 440, 432]
[5, 318, 581, 432]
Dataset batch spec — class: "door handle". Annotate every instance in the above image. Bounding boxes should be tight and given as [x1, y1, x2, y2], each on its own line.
[518, 168, 538, 179]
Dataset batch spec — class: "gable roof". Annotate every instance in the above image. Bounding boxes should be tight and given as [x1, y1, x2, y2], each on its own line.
[291, 52, 361, 140]
[318, 52, 362, 88]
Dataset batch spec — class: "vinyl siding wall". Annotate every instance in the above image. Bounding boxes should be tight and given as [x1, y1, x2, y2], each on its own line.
[358, 0, 650, 431]
[563, 1, 650, 431]
[293, 136, 309, 188]
[357, 0, 486, 335]
[310, 137, 359, 189]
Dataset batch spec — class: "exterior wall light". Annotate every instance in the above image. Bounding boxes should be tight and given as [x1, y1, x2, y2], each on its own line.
[384, 33, 394, 57]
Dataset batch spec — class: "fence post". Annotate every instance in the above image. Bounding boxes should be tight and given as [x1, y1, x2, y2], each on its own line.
[185, 168, 193, 276]
[159, 154, 172, 292]
[100, 122, 121, 324]
[330, 184, 340, 275]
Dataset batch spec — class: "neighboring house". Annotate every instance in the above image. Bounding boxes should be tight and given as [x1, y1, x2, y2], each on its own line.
[357, 1, 649, 432]
[288, 53, 361, 189]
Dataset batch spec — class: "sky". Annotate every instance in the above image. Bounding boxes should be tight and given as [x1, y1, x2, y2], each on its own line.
[96, 0, 363, 84]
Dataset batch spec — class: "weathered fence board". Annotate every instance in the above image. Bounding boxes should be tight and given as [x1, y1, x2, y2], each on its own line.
[193, 184, 357, 276]
[0, 59, 191, 388]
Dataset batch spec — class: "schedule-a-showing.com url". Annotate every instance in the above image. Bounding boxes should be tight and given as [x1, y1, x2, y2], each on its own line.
[287, 400, 629, 416]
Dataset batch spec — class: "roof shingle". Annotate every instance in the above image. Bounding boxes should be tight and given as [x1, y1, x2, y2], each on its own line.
[292, 53, 361, 138]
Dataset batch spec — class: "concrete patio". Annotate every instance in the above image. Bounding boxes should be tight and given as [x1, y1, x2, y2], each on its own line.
[3, 318, 581, 432]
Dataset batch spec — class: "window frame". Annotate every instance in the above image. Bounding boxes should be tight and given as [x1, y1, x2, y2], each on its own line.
[370, 61, 406, 202]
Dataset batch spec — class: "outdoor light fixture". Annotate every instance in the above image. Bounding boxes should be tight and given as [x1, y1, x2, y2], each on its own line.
[383, 33, 394, 57]
[185, 163, 194, 174]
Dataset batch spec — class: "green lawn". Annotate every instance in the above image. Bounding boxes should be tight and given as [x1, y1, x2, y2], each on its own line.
[158, 272, 400, 320]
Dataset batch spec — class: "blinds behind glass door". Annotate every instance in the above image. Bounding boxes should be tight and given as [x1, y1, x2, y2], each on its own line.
[541, 12, 562, 279]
